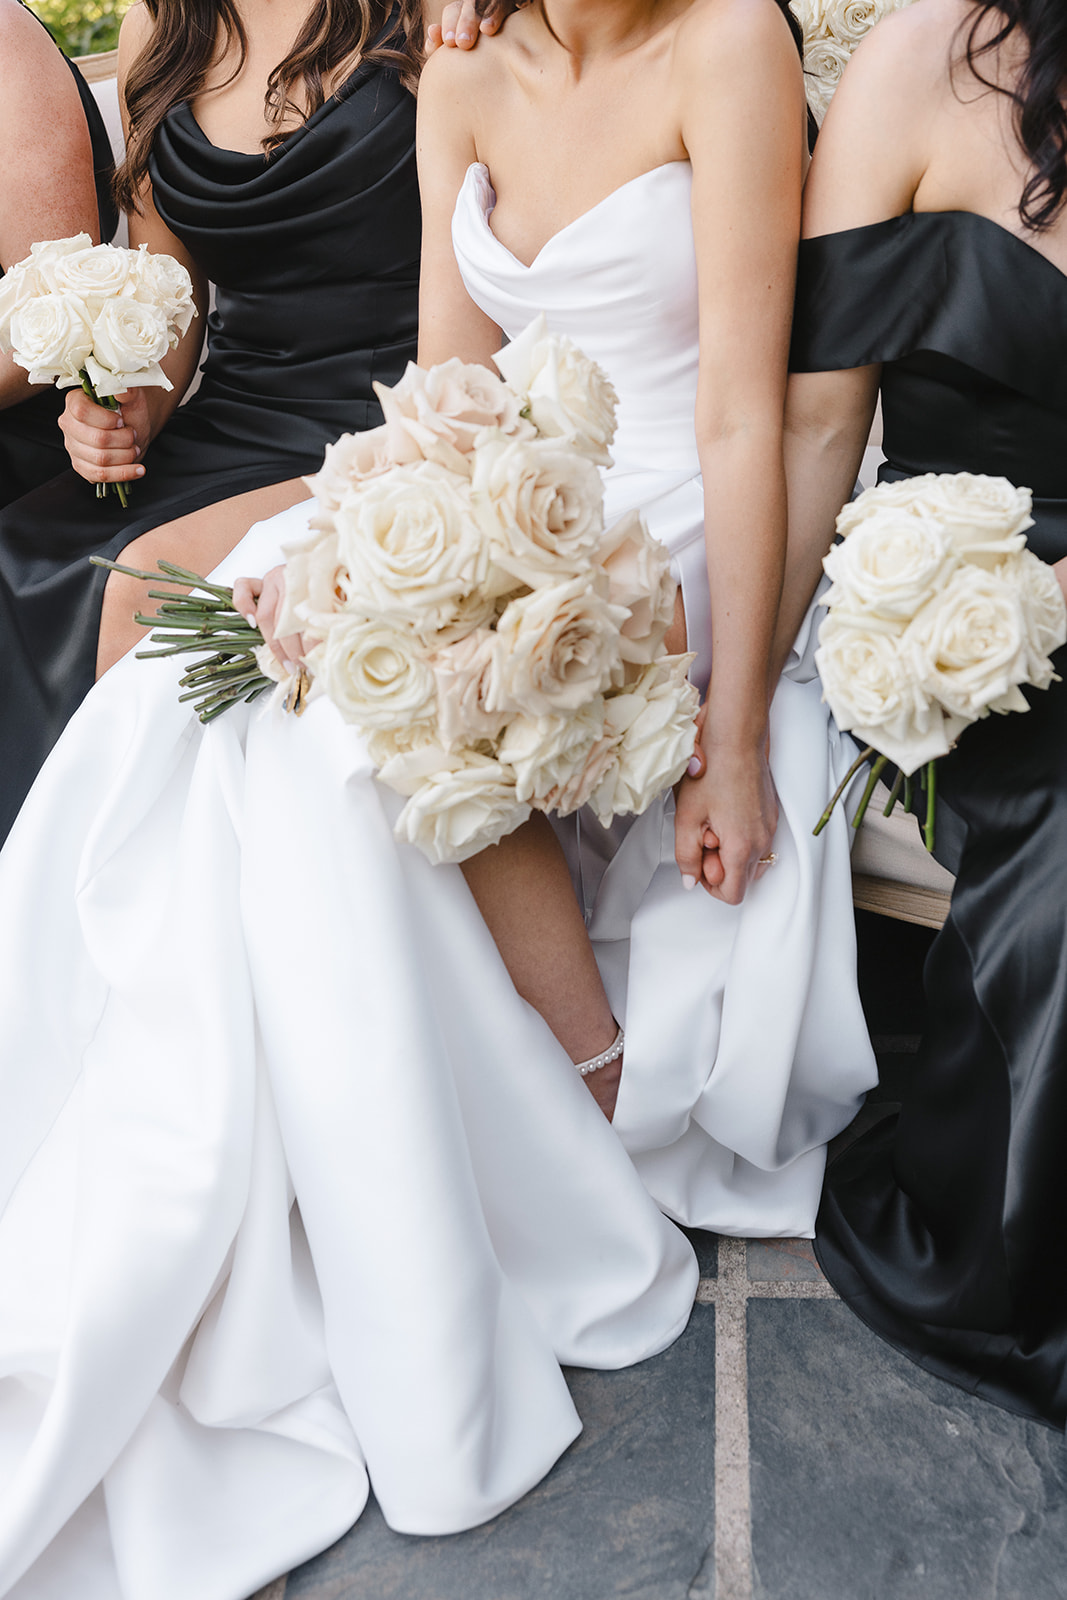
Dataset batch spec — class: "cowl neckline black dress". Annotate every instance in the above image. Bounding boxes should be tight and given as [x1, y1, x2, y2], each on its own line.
[0, 1, 118, 509]
[791, 209, 1067, 1429]
[0, 55, 419, 842]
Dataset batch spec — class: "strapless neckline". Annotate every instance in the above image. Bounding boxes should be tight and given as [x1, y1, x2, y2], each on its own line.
[465, 159, 691, 272]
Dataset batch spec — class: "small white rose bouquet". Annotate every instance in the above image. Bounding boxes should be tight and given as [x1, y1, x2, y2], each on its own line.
[789, 0, 919, 123]
[814, 472, 1067, 848]
[101, 316, 699, 866]
[0, 233, 197, 506]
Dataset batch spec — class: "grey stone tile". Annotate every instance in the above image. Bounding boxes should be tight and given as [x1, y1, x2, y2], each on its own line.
[286, 1306, 715, 1600]
[746, 1238, 822, 1283]
[680, 1226, 717, 1277]
[747, 1299, 1067, 1600]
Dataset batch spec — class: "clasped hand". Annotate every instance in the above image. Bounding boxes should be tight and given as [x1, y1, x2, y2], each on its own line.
[675, 721, 779, 904]
[61, 387, 149, 488]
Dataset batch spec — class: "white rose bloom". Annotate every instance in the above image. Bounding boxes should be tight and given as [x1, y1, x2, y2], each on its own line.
[823, 508, 958, 620]
[823, 0, 880, 44]
[86, 298, 172, 395]
[376, 357, 532, 472]
[131, 248, 198, 336]
[802, 35, 852, 122]
[596, 510, 679, 663]
[997, 550, 1067, 689]
[910, 472, 1034, 566]
[906, 564, 1030, 721]
[488, 576, 628, 717]
[364, 720, 439, 770]
[499, 697, 618, 814]
[470, 433, 604, 591]
[332, 460, 489, 632]
[308, 424, 422, 514]
[53, 245, 134, 314]
[493, 314, 618, 466]
[26, 233, 93, 291]
[9, 293, 94, 385]
[0, 262, 49, 348]
[430, 629, 508, 749]
[386, 748, 532, 865]
[588, 656, 699, 824]
[815, 613, 950, 770]
[835, 475, 942, 537]
[306, 615, 436, 729]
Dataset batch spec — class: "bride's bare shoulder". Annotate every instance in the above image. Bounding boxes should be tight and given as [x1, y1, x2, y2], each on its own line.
[672, 0, 803, 96]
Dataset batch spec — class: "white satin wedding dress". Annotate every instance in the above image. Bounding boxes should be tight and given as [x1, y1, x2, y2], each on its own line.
[0, 161, 875, 1600]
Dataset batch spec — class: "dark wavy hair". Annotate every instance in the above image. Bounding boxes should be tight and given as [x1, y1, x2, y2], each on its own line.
[115, 0, 422, 212]
[958, 0, 1067, 229]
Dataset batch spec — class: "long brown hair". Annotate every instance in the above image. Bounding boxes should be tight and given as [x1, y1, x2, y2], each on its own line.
[115, 0, 423, 211]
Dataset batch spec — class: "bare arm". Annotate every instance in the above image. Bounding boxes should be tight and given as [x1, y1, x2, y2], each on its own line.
[0, 0, 101, 409]
[59, 2, 208, 487]
[774, 5, 940, 674]
[673, 0, 805, 902]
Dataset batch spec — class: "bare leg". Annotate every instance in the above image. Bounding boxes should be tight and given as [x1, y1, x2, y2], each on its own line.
[95, 477, 314, 679]
[461, 812, 623, 1119]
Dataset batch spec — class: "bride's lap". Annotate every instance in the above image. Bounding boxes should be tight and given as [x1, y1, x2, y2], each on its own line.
[95, 477, 315, 678]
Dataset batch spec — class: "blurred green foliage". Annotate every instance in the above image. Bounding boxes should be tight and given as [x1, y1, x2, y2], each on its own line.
[27, 0, 133, 58]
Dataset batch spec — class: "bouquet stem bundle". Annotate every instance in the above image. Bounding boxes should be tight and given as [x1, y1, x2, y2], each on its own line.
[813, 748, 936, 852]
[89, 556, 309, 721]
[81, 378, 128, 507]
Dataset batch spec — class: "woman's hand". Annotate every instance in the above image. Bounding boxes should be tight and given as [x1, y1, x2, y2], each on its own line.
[59, 387, 149, 489]
[233, 566, 307, 669]
[675, 732, 779, 904]
[426, 0, 515, 51]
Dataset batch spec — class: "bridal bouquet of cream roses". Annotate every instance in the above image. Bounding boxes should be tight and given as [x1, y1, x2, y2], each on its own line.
[110, 316, 699, 866]
[789, 0, 919, 123]
[0, 234, 197, 504]
[814, 472, 1067, 848]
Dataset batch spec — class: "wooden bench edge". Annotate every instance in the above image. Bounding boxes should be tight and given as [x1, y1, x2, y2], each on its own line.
[852, 872, 950, 930]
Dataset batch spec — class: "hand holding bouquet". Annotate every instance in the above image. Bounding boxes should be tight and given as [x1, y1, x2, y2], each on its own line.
[118, 316, 700, 865]
[0, 234, 197, 506]
[814, 472, 1067, 848]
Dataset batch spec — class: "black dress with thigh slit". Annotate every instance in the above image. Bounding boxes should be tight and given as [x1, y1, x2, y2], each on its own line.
[0, 1, 119, 509]
[0, 55, 419, 840]
[790, 209, 1067, 1428]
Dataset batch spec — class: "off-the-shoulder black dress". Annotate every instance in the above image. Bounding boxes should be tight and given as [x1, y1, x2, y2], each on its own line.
[0, 57, 419, 841]
[791, 210, 1067, 1429]
[0, 1, 119, 509]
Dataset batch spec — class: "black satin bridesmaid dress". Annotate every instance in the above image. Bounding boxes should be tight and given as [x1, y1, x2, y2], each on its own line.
[791, 210, 1067, 1429]
[0, 2, 119, 510]
[0, 53, 419, 841]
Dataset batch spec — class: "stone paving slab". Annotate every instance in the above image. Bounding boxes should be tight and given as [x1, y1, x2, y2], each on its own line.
[748, 1298, 1067, 1600]
[285, 1304, 715, 1600]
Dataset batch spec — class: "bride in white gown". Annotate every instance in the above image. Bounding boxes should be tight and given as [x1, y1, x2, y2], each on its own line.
[0, 2, 875, 1595]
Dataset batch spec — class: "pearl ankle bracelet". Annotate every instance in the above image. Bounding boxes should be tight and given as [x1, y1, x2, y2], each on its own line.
[576, 1023, 625, 1078]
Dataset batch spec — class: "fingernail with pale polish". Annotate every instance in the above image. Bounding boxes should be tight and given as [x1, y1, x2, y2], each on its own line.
[681, 873, 697, 891]
[443, 28, 455, 38]
[244, 613, 257, 627]
[686, 754, 702, 776]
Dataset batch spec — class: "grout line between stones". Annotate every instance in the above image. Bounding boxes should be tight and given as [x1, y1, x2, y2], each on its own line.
[713, 1237, 753, 1600]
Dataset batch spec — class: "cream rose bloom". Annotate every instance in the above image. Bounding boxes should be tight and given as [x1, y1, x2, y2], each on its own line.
[823, 508, 958, 620]
[332, 460, 488, 632]
[376, 357, 531, 474]
[308, 424, 422, 514]
[273, 527, 345, 637]
[912, 473, 1034, 566]
[588, 656, 699, 824]
[305, 615, 436, 729]
[906, 565, 1030, 721]
[131, 248, 198, 336]
[493, 314, 618, 466]
[596, 510, 678, 664]
[86, 298, 172, 394]
[997, 550, 1067, 689]
[835, 476, 939, 537]
[801, 35, 852, 122]
[383, 747, 532, 865]
[9, 293, 94, 384]
[815, 613, 951, 770]
[52, 245, 134, 313]
[25, 233, 92, 290]
[471, 434, 604, 591]
[430, 629, 508, 748]
[0, 261, 50, 343]
[498, 697, 618, 814]
[488, 576, 628, 716]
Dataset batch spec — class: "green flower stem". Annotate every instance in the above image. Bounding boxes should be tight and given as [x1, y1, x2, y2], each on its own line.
[850, 753, 889, 831]
[904, 774, 914, 814]
[882, 768, 905, 816]
[924, 760, 937, 853]
[812, 745, 875, 838]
